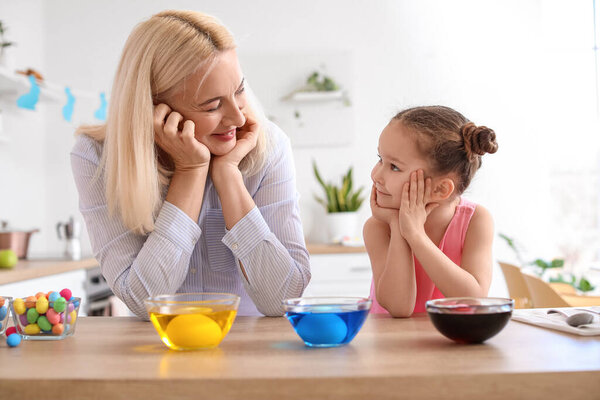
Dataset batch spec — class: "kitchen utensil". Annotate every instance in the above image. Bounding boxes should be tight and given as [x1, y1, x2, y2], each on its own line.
[56, 216, 81, 260]
[144, 292, 240, 351]
[426, 297, 514, 344]
[547, 309, 595, 327]
[282, 296, 372, 347]
[0, 220, 39, 259]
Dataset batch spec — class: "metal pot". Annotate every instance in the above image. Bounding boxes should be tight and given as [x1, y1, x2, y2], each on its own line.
[0, 221, 39, 259]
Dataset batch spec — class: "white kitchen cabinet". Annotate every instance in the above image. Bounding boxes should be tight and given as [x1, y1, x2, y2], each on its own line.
[303, 252, 372, 297]
[0, 269, 87, 315]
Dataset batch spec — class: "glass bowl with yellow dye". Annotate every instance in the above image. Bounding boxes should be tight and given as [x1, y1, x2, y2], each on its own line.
[144, 293, 240, 351]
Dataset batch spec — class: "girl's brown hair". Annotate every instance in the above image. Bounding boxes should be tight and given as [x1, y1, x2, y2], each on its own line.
[393, 106, 498, 194]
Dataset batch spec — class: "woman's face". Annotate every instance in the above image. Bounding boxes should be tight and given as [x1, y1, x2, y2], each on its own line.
[371, 120, 430, 209]
[167, 49, 247, 156]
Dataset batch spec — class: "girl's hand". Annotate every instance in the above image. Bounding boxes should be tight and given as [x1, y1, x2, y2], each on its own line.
[370, 185, 398, 225]
[398, 170, 439, 240]
[211, 109, 259, 172]
[153, 103, 211, 171]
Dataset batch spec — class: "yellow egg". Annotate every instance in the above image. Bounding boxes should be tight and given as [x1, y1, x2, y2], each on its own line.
[166, 314, 222, 349]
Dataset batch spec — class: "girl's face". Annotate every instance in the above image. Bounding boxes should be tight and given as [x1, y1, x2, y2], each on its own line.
[371, 120, 430, 208]
[167, 49, 247, 156]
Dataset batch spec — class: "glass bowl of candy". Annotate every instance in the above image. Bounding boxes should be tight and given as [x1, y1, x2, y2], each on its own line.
[10, 290, 81, 340]
[144, 292, 240, 351]
[282, 296, 372, 348]
[426, 297, 514, 344]
[0, 296, 13, 335]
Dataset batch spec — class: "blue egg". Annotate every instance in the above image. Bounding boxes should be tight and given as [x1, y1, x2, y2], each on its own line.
[6, 333, 21, 347]
[295, 313, 348, 345]
[48, 291, 60, 302]
[0, 305, 7, 320]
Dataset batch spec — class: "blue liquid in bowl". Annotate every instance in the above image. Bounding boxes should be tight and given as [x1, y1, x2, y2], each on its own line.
[285, 306, 369, 347]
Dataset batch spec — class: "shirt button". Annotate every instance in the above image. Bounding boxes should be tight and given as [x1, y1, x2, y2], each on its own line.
[232, 243, 239, 250]
[190, 268, 197, 273]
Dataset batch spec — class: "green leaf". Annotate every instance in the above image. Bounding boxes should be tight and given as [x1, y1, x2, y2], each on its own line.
[578, 277, 595, 292]
[550, 259, 564, 269]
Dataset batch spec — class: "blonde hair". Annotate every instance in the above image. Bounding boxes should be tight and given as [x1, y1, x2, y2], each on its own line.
[77, 10, 270, 234]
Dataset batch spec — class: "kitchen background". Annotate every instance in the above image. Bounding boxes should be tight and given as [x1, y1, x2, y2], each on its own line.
[0, 0, 599, 299]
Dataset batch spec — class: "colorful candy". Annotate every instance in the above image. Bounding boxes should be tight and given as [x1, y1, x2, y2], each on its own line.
[0, 305, 7, 320]
[13, 298, 25, 315]
[6, 333, 21, 347]
[9, 288, 78, 338]
[60, 288, 72, 301]
[5, 326, 16, 337]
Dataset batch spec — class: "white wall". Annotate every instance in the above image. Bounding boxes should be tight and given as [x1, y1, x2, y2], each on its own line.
[0, 1, 598, 296]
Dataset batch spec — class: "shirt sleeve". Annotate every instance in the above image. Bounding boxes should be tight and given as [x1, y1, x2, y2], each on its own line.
[70, 137, 202, 320]
[221, 131, 311, 316]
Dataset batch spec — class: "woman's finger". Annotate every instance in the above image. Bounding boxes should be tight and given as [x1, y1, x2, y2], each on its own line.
[180, 120, 196, 146]
[153, 103, 172, 135]
[164, 111, 184, 137]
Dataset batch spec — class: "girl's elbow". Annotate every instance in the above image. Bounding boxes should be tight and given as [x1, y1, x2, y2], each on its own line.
[386, 307, 413, 318]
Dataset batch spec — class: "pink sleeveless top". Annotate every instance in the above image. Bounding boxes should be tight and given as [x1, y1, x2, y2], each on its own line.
[369, 197, 477, 315]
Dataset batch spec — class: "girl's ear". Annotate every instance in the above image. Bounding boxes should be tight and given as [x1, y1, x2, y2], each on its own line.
[431, 178, 455, 201]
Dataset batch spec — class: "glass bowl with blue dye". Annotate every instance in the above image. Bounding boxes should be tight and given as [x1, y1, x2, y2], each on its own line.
[282, 297, 372, 347]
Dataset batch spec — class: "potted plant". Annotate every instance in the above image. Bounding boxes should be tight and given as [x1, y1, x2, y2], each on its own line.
[0, 20, 15, 69]
[313, 160, 365, 243]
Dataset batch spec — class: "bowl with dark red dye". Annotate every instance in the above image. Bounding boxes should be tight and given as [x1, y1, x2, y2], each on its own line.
[426, 297, 514, 344]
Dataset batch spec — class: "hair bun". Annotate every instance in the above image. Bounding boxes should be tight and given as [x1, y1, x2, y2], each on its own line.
[460, 122, 498, 158]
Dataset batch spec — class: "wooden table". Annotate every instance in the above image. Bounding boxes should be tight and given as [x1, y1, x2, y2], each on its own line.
[2, 314, 599, 399]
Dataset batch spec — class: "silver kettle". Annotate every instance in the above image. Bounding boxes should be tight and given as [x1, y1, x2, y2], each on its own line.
[56, 216, 81, 260]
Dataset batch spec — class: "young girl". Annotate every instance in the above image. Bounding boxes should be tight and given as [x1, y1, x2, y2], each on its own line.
[363, 105, 498, 317]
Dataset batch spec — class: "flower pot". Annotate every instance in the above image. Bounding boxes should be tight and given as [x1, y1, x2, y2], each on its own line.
[325, 212, 358, 243]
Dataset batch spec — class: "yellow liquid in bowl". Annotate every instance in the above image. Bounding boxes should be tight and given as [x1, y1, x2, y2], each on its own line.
[149, 306, 237, 350]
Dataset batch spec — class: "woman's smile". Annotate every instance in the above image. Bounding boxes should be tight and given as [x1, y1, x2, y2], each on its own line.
[211, 128, 236, 141]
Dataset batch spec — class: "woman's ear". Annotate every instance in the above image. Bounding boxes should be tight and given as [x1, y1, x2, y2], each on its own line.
[431, 178, 455, 201]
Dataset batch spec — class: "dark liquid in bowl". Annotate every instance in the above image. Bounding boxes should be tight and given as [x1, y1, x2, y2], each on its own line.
[428, 311, 512, 344]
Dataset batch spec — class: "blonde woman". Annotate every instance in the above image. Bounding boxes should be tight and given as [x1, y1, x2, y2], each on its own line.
[71, 10, 310, 319]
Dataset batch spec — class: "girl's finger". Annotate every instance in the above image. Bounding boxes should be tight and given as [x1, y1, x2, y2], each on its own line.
[401, 181, 410, 208]
[370, 185, 377, 205]
[409, 171, 417, 205]
[424, 177, 433, 203]
[417, 169, 425, 205]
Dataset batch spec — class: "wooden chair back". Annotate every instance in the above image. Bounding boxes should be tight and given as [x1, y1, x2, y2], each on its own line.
[522, 273, 570, 308]
[498, 261, 533, 308]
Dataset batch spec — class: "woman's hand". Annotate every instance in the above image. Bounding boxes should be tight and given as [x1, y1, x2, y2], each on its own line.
[153, 103, 211, 172]
[211, 109, 259, 174]
[370, 185, 399, 226]
[398, 170, 439, 241]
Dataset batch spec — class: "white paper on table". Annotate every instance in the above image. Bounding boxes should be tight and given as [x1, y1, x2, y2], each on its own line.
[511, 307, 600, 336]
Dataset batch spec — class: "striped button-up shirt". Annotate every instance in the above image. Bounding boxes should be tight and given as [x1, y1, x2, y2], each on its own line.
[71, 122, 311, 319]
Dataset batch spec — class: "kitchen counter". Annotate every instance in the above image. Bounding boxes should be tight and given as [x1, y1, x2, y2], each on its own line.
[0, 244, 363, 286]
[0, 258, 98, 285]
[2, 314, 599, 399]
